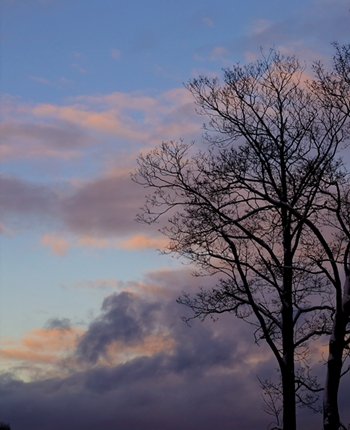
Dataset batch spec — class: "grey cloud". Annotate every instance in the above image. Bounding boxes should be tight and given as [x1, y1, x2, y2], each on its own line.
[74, 268, 263, 378]
[131, 29, 158, 52]
[1, 265, 350, 429]
[0, 121, 92, 151]
[0, 363, 271, 430]
[61, 174, 148, 236]
[45, 317, 71, 331]
[77, 292, 161, 363]
[0, 310, 341, 429]
[0, 172, 153, 237]
[301, 0, 350, 43]
[234, 0, 350, 60]
[0, 280, 275, 430]
[0, 175, 59, 228]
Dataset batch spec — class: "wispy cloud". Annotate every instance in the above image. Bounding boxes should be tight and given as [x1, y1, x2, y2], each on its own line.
[40, 234, 69, 256]
[202, 17, 213, 27]
[28, 76, 75, 87]
[238, 0, 350, 60]
[111, 49, 121, 60]
[2, 88, 200, 164]
[0, 121, 92, 161]
[120, 235, 168, 250]
[210, 46, 229, 60]
[0, 171, 156, 241]
[251, 18, 273, 35]
[40, 233, 168, 255]
[0, 88, 201, 245]
[29, 76, 53, 85]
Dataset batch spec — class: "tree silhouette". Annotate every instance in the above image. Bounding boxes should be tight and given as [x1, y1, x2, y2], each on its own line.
[0, 422, 11, 430]
[312, 42, 350, 430]
[133, 49, 350, 430]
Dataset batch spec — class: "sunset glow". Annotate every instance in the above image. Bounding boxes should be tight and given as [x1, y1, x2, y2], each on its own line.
[1, 1, 350, 429]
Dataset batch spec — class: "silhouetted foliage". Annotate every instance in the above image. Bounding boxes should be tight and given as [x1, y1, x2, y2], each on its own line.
[0, 422, 11, 430]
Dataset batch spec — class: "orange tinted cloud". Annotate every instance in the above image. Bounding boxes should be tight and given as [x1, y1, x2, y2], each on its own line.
[0, 224, 14, 236]
[0, 327, 83, 366]
[120, 235, 168, 250]
[77, 236, 110, 248]
[40, 232, 167, 255]
[41, 234, 69, 256]
[100, 333, 175, 366]
[0, 326, 84, 381]
[0, 320, 175, 379]
[27, 88, 196, 139]
[32, 104, 137, 137]
[1, 88, 201, 166]
[30, 90, 193, 140]
[40, 233, 109, 255]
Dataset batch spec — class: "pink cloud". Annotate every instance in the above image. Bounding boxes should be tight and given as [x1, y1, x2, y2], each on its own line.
[29, 76, 52, 85]
[40, 233, 168, 255]
[40, 234, 69, 256]
[31, 88, 199, 143]
[202, 17, 213, 27]
[0, 326, 83, 378]
[210, 46, 229, 60]
[120, 235, 168, 250]
[111, 49, 121, 60]
[1, 88, 201, 170]
[99, 333, 175, 366]
[77, 235, 110, 248]
[0, 87, 202, 243]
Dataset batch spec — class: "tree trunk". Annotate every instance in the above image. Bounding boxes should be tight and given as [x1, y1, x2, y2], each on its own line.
[323, 265, 350, 430]
[323, 318, 344, 430]
[281, 298, 296, 430]
[281, 359, 296, 430]
[281, 220, 296, 430]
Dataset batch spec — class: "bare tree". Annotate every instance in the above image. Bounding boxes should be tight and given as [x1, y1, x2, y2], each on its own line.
[311, 43, 350, 430]
[133, 51, 350, 430]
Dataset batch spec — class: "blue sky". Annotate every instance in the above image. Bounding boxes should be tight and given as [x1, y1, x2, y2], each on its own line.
[1, 0, 350, 429]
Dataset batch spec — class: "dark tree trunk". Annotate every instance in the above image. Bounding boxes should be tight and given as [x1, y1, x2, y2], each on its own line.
[323, 265, 350, 430]
[281, 358, 296, 430]
[281, 219, 296, 430]
[281, 292, 296, 430]
[323, 317, 344, 430]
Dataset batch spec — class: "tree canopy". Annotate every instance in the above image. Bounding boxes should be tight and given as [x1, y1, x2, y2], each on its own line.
[133, 48, 350, 430]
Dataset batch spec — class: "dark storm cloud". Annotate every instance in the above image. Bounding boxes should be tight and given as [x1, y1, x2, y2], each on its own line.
[1, 268, 349, 429]
[0, 275, 275, 430]
[0, 364, 269, 430]
[75, 282, 244, 372]
[76, 292, 160, 364]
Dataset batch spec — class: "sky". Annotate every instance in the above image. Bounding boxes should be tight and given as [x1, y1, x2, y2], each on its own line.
[1, 0, 350, 429]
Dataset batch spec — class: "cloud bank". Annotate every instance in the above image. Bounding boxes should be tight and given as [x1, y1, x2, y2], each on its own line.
[1, 267, 349, 429]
